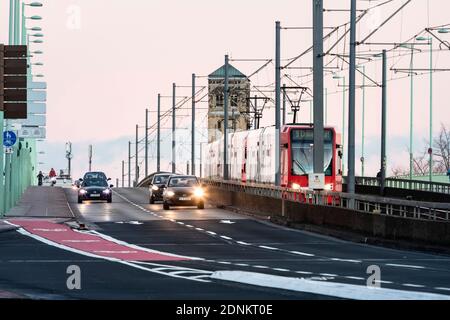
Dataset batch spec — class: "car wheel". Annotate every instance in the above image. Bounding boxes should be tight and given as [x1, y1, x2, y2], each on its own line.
[150, 196, 155, 204]
[78, 197, 83, 204]
[197, 202, 204, 210]
[163, 202, 170, 210]
[107, 196, 112, 203]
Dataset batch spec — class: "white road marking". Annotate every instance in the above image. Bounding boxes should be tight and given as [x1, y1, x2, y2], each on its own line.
[296, 271, 313, 275]
[402, 283, 426, 288]
[253, 265, 269, 269]
[195, 228, 204, 231]
[344, 276, 365, 280]
[220, 236, 233, 240]
[435, 287, 450, 292]
[385, 263, 425, 270]
[211, 271, 450, 300]
[258, 245, 278, 250]
[320, 273, 338, 277]
[273, 268, 290, 272]
[237, 241, 251, 246]
[290, 251, 315, 257]
[331, 258, 362, 263]
[206, 231, 217, 235]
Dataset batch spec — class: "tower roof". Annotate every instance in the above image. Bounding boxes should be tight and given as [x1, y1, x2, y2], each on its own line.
[208, 64, 247, 79]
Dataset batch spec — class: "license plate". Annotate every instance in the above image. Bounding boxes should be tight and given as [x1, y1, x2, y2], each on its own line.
[179, 197, 191, 201]
[90, 194, 101, 197]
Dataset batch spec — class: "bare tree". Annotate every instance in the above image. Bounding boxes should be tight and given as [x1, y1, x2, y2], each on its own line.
[433, 123, 450, 173]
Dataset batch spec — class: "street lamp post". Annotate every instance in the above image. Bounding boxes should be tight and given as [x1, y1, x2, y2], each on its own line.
[357, 65, 366, 177]
[333, 75, 346, 175]
[416, 36, 433, 182]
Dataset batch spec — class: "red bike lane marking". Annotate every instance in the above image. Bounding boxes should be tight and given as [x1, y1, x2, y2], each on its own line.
[8, 219, 188, 262]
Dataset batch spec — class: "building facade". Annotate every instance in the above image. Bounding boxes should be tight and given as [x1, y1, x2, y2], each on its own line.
[208, 64, 251, 143]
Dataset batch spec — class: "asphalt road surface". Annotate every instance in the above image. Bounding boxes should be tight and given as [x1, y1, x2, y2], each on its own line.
[1, 187, 450, 300]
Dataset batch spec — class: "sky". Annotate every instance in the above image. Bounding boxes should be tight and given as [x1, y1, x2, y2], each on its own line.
[0, 0, 449, 183]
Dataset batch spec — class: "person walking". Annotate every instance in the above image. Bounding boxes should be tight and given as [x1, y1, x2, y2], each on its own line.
[37, 171, 44, 186]
[49, 168, 56, 178]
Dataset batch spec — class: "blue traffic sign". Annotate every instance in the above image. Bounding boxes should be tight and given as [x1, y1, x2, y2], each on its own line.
[3, 131, 17, 147]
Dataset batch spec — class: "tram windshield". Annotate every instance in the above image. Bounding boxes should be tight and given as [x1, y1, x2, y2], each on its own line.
[291, 129, 333, 176]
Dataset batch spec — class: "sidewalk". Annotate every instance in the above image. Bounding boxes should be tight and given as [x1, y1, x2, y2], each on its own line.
[5, 186, 74, 218]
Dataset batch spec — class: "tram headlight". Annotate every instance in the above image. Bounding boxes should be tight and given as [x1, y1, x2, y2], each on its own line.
[291, 183, 301, 190]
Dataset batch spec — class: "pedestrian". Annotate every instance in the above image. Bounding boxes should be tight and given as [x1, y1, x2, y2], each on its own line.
[376, 170, 382, 185]
[49, 168, 56, 178]
[447, 168, 450, 182]
[37, 171, 44, 186]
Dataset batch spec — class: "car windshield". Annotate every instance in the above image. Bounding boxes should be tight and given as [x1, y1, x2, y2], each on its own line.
[153, 175, 170, 184]
[84, 172, 107, 180]
[168, 177, 198, 187]
[83, 179, 108, 187]
[291, 129, 333, 176]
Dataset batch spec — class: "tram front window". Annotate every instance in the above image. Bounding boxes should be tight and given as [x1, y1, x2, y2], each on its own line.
[291, 129, 333, 176]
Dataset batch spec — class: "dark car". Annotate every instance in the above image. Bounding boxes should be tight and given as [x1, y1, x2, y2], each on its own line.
[162, 175, 205, 210]
[149, 173, 172, 204]
[78, 178, 113, 203]
[82, 171, 110, 182]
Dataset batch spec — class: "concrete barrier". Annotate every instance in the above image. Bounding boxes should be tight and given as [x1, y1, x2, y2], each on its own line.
[206, 185, 450, 249]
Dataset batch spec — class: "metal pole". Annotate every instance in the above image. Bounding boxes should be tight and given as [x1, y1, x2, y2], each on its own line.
[157, 94, 161, 172]
[312, 2, 324, 177]
[21, 2, 26, 45]
[128, 141, 131, 187]
[347, 0, 357, 195]
[342, 77, 346, 175]
[429, 38, 433, 182]
[122, 160, 125, 187]
[14, 0, 19, 45]
[223, 55, 229, 180]
[172, 83, 176, 174]
[381, 50, 387, 196]
[145, 108, 149, 178]
[88, 145, 92, 171]
[282, 84, 286, 125]
[0, 111, 4, 216]
[192, 73, 196, 176]
[135, 124, 139, 185]
[324, 87, 328, 125]
[275, 21, 281, 186]
[361, 66, 366, 177]
[409, 48, 414, 181]
[9, 0, 14, 44]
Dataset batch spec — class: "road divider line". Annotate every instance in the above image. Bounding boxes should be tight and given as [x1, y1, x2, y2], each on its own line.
[210, 271, 450, 300]
[385, 263, 425, 270]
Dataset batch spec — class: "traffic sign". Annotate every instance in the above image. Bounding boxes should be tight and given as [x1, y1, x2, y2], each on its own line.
[4, 147, 13, 154]
[3, 131, 17, 147]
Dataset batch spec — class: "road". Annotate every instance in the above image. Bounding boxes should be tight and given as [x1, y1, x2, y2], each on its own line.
[1, 187, 450, 300]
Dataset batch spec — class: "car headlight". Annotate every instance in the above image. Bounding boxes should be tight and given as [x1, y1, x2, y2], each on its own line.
[79, 189, 87, 194]
[103, 189, 111, 194]
[194, 188, 204, 198]
[291, 183, 301, 190]
[152, 185, 159, 191]
[166, 191, 175, 197]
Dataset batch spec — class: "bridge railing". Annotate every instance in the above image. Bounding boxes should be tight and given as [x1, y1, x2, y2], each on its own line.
[343, 176, 450, 195]
[203, 179, 450, 222]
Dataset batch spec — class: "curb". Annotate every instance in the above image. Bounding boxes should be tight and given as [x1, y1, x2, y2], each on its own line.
[219, 205, 450, 256]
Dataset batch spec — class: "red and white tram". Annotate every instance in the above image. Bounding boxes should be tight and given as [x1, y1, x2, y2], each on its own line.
[202, 125, 343, 191]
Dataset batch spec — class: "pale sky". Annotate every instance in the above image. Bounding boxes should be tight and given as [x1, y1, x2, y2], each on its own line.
[1, 0, 449, 182]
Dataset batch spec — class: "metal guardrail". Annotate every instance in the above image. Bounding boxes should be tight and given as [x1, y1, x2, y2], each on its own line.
[203, 179, 450, 222]
[344, 176, 450, 195]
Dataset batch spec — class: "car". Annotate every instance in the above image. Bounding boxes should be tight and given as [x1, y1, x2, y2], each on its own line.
[81, 171, 110, 182]
[149, 173, 172, 204]
[78, 178, 113, 203]
[162, 175, 205, 210]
